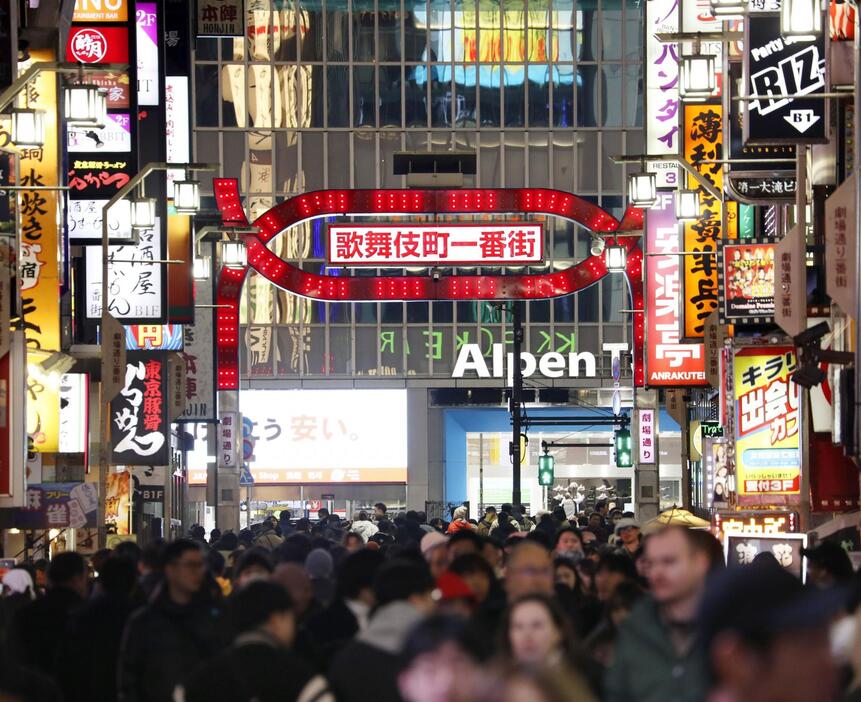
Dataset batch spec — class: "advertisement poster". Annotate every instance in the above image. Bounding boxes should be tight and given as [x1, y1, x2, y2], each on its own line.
[240, 389, 408, 484]
[16, 483, 99, 529]
[724, 532, 806, 580]
[105, 469, 130, 534]
[645, 193, 707, 386]
[734, 347, 801, 505]
[718, 241, 776, 322]
[110, 351, 169, 465]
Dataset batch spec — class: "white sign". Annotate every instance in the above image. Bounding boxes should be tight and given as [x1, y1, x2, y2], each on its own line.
[59, 373, 88, 453]
[68, 112, 132, 152]
[85, 217, 163, 319]
[646, 0, 680, 188]
[67, 198, 132, 242]
[218, 411, 240, 468]
[327, 223, 544, 267]
[180, 274, 215, 421]
[136, 4, 159, 106]
[825, 173, 856, 317]
[239, 389, 408, 484]
[639, 409, 655, 464]
[165, 77, 190, 189]
[451, 342, 630, 385]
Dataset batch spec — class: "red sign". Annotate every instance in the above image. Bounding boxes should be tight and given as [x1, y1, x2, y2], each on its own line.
[66, 26, 129, 64]
[645, 193, 707, 386]
[327, 223, 544, 267]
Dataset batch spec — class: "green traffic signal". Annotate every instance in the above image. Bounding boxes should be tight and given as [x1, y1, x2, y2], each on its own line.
[615, 428, 632, 468]
[538, 453, 555, 486]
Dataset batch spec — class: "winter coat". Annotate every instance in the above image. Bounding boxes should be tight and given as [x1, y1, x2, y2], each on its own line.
[605, 596, 708, 702]
[351, 520, 379, 542]
[253, 526, 284, 551]
[118, 587, 229, 702]
[175, 630, 333, 702]
[8, 586, 82, 676]
[446, 519, 475, 535]
[327, 600, 425, 702]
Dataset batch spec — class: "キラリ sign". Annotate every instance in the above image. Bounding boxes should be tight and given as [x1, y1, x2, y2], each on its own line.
[645, 193, 707, 386]
[327, 223, 544, 267]
[733, 347, 801, 505]
[718, 240, 776, 323]
[110, 351, 169, 465]
[744, 14, 827, 144]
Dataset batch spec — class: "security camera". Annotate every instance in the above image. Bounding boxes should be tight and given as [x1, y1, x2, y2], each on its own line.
[431, 268, 441, 281]
[590, 237, 605, 257]
[792, 321, 830, 348]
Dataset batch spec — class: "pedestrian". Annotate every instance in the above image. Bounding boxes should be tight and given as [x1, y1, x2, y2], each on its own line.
[232, 548, 273, 588]
[305, 548, 336, 607]
[327, 559, 436, 702]
[699, 558, 845, 702]
[446, 505, 474, 534]
[594, 551, 638, 603]
[253, 516, 284, 551]
[0, 569, 35, 646]
[177, 580, 334, 702]
[420, 530, 449, 580]
[553, 527, 585, 560]
[373, 502, 388, 522]
[802, 540, 855, 588]
[477, 506, 498, 537]
[504, 539, 555, 602]
[613, 518, 642, 557]
[118, 539, 228, 702]
[605, 526, 715, 702]
[8, 551, 88, 676]
[350, 510, 379, 542]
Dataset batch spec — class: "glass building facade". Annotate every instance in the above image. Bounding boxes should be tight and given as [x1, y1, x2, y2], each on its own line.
[191, 0, 644, 382]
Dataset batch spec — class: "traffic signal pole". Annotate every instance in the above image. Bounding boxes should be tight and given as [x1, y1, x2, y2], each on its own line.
[510, 302, 523, 506]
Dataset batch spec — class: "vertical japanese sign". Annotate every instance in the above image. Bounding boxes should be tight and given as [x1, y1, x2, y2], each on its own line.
[110, 351, 169, 465]
[59, 373, 88, 454]
[645, 0, 680, 188]
[683, 103, 724, 338]
[825, 173, 856, 316]
[180, 274, 215, 421]
[639, 409, 656, 464]
[196, 0, 244, 37]
[101, 313, 127, 401]
[165, 77, 190, 189]
[645, 192, 707, 386]
[105, 469, 130, 534]
[734, 347, 801, 506]
[218, 411, 240, 468]
[773, 225, 807, 337]
[167, 352, 186, 420]
[135, 3, 159, 106]
[0, 242, 9, 359]
[7, 51, 62, 452]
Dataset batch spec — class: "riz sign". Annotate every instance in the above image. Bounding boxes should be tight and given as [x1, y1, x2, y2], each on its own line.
[452, 342, 630, 384]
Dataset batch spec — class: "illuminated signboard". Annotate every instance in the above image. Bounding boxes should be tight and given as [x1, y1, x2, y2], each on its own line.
[73, 0, 128, 22]
[59, 374, 89, 454]
[327, 223, 544, 267]
[645, 193, 707, 386]
[66, 26, 130, 64]
[734, 347, 801, 505]
[240, 389, 408, 484]
[645, 0, 680, 188]
[724, 532, 806, 580]
[718, 240, 776, 323]
[110, 351, 169, 465]
[125, 324, 183, 350]
[714, 511, 799, 535]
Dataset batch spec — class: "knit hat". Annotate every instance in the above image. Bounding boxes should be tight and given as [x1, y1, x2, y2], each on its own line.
[420, 531, 448, 556]
[434, 571, 477, 603]
[304, 548, 334, 579]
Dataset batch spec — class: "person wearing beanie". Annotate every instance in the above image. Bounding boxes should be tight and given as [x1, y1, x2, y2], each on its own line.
[305, 548, 336, 607]
[446, 505, 475, 535]
[176, 580, 334, 702]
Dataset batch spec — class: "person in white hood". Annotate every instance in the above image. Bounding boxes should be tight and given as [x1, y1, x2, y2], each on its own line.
[350, 510, 379, 543]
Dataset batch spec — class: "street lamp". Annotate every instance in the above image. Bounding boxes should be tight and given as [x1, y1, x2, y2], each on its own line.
[781, 0, 822, 39]
[222, 241, 247, 268]
[680, 52, 716, 101]
[627, 170, 658, 208]
[130, 197, 156, 231]
[193, 256, 211, 280]
[173, 177, 201, 213]
[675, 189, 701, 220]
[605, 240, 627, 272]
[64, 84, 107, 127]
[11, 108, 45, 148]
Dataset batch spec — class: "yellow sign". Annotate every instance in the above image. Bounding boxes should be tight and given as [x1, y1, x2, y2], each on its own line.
[9, 51, 62, 451]
[683, 104, 737, 338]
[733, 347, 801, 506]
[73, 0, 128, 22]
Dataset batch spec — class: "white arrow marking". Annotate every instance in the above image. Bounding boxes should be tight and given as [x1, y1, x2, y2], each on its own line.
[784, 109, 821, 134]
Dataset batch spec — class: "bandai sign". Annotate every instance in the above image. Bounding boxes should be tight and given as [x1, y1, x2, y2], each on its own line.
[328, 223, 544, 267]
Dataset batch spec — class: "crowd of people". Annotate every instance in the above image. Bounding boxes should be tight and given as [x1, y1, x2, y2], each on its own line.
[0, 500, 858, 702]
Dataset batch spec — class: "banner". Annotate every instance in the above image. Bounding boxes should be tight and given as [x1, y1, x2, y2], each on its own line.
[639, 409, 656, 464]
[773, 225, 807, 337]
[167, 352, 186, 420]
[645, 0, 680, 188]
[645, 192, 707, 386]
[703, 310, 728, 388]
[179, 273, 215, 421]
[110, 351, 169, 465]
[825, 173, 856, 316]
[683, 103, 724, 338]
[135, 3, 159, 106]
[218, 411, 240, 468]
[734, 347, 801, 506]
[101, 313, 127, 402]
[718, 240, 776, 323]
[16, 482, 99, 529]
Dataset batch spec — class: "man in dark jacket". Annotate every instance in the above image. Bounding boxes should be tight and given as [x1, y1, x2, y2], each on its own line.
[118, 539, 228, 702]
[177, 580, 333, 702]
[9, 551, 87, 676]
[327, 559, 435, 702]
[56, 555, 138, 702]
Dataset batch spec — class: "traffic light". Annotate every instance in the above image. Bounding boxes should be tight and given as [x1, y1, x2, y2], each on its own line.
[614, 428, 632, 468]
[538, 452, 555, 486]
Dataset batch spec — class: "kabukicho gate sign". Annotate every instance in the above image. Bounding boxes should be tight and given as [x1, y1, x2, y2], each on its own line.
[211, 182, 646, 389]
